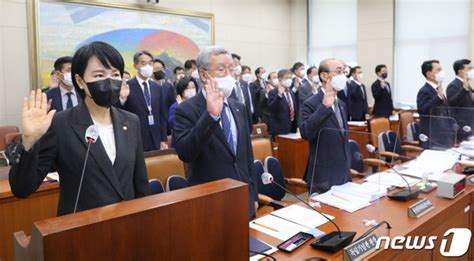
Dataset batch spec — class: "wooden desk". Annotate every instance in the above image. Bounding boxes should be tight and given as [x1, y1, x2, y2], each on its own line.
[0, 168, 59, 261]
[274, 135, 308, 194]
[252, 182, 473, 260]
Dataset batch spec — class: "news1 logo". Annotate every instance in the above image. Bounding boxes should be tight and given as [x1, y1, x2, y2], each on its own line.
[376, 228, 472, 257]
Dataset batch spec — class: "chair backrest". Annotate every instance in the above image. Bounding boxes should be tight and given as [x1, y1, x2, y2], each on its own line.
[369, 118, 390, 147]
[252, 123, 269, 137]
[262, 156, 286, 201]
[380, 130, 402, 154]
[399, 111, 414, 141]
[252, 137, 273, 162]
[0, 126, 19, 150]
[349, 140, 364, 173]
[5, 132, 21, 146]
[255, 159, 283, 201]
[166, 175, 188, 191]
[407, 122, 421, 142]
[149, 179, 165, 195]
[144, 149, 185, 185]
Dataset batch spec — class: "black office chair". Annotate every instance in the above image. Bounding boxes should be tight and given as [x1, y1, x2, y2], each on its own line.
[254, 159, 287, 210]
[349, 140, 389, 176]
[165, 175, 188, 191]
[149, 179, 165, 195]
[379, 130, 422, 161]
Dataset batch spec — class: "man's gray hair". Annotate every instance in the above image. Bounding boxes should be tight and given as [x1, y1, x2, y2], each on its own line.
[196, 46, 229, 70]
[277, 69, 292, 79]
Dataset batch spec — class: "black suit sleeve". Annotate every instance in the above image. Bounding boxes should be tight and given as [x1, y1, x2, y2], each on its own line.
[267, 89, 283, 111]
[371, 81, 383, 99]
[9, 123, 58, 198]
[300, 99, 333, 142]
[447, 83, 469, 106]
[132, 116, 151, 197]
[417, 89, 444, 116]
[174, 105, 221, 163]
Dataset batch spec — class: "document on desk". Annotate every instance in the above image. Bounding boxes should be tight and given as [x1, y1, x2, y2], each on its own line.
[250, 214, 319, 241]
[365, 171, 421, 187]
[348, 121, 367, 127]
[311, 182, 388, 213]
[277, 132, 301, 139]
[415, 149, 460, 172]
[271, 204, 335, 228]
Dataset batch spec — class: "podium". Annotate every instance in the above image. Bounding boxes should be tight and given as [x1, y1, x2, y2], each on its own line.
[13, 179, 249, 261]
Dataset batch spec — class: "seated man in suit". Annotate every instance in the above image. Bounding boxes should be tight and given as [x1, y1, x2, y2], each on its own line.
[300, 58, 351, 193]
[348, 66, 369, 121]
[417, 60, 452, 149]
[119, 50, 168, 151]
[447, 59, 474, 141]
[267, 69, 298, 136]
[173, 46, 258, 219]
[371, 64, 394, 117]
[46, 56, 82, 111]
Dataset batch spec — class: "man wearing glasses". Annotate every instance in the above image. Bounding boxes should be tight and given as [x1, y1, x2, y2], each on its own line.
[173, 46, 258, 219]
[299, 58, 352, 194]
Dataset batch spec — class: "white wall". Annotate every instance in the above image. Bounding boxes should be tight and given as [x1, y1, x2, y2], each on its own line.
[0, 0, 307, 127]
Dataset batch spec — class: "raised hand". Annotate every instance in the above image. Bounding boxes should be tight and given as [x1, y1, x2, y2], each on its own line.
[176, 94, 183, 104]
[120, 80, 130, 100]
[277, 83, 284, 97]
[323, 83, 336, 108]
[22, 89, 56, 151]
[204, 77, 223, 117]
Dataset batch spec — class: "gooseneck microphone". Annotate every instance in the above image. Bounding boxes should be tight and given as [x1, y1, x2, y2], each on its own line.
[261, 173, 356, 252]
[366, 144, 420, 201]
[73, 125, 99, 213]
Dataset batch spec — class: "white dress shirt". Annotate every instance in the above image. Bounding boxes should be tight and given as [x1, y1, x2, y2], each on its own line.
[59, 86, 78, 110]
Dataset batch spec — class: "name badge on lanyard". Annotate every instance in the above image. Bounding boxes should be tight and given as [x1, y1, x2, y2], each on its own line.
[147, 106, 154, 126]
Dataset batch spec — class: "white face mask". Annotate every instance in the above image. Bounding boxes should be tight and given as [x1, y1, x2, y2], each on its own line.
[191, 70, 200, 79]
[214, 75, 235, 98]
[62, 72, 73, 86]
[312, 75, 320, 84]
[467, 69, 474, 79]
[234, 65, 242, 76]
[331, 74, 347, 91]
[261, 72, 268, 80]
[299, 69, 306, 78]
[272, 78, 279, 86]
[140, 64, 153, 78]
[242, 73, 252, 83]
[282, 79, 292, 88]
[183, 88, 196, 99]
[435, 70, 445, 83]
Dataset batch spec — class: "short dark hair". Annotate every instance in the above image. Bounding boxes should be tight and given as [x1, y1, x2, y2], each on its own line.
[54, 56, 72, 72]
[231, 53, 241, 61]
[375, 64, 386, 74]
[268, 72, 276, 80]
[291, 62, 304, 73]
[184, 59, 196, 70]
[307, 66, 317, 76]
[255, 67, 264, 77]
[421, 60, 439, 78]
[277, 69, 292, 79]
[241, 65, 251, 74]
[71, 41, 124, 99]
[453, 59, 471, 75]
[153, 58, 166, 69]
[176, 76, 197, 97]
[133, 50, 153, 65]
[350, 66, 361, 77]
[173, 66, 184, 74]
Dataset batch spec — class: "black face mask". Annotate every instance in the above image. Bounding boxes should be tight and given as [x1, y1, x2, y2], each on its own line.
[86, 78, 121, 108]
[153, 70, 166, 81]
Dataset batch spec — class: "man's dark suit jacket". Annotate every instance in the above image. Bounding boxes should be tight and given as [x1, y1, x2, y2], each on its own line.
[417, 82, 451, 149]
[371, 80, 394, 117]
[447, 77, 474, 140]
[46, 87, 82, 112]
[173, 92, 258, 218]
[267, 87, 298, 135]
[9, 102, 150, 216]
[121, 77, 167, 151]
[299, 91, 351, 193]
[348, 80, 368, 121]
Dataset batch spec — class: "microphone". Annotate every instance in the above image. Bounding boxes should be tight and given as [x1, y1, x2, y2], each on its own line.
[261, 173, 356, 253]
[366, 144, 421, 201]
[73, 125, 99, 213]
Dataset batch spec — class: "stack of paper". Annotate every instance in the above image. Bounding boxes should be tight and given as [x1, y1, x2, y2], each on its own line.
[416, 150, 460, 172]
[311, 182, 389, 213]
[249, 205, 330, 240]
[348, 121, 367, 127]
[365, 171, 420, 187]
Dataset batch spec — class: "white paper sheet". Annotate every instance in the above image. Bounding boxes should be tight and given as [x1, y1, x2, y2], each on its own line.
[270, 205, 334, 229]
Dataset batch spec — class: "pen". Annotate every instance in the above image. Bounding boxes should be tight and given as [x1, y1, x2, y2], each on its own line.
[252, 221, 279, 232]
[331, 192, 351, 202]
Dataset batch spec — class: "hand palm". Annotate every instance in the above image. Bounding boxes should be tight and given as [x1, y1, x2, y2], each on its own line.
[22, 90, 56, 144]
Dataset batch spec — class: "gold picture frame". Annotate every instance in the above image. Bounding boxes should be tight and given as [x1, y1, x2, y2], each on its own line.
[27, 0, 215, 89]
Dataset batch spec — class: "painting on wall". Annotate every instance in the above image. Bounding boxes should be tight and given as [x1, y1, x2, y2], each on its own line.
[29, 0, 214, 88]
